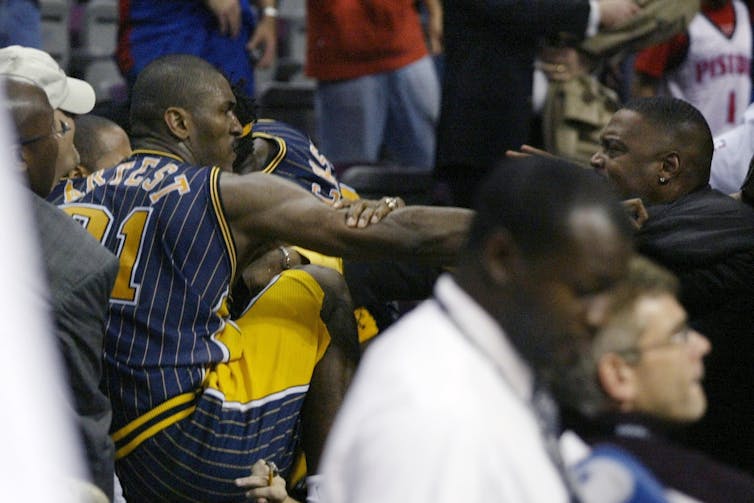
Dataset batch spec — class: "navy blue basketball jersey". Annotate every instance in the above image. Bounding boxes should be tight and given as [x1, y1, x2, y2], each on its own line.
[253, 119, 358, 203]
[49, 150, 237, 431]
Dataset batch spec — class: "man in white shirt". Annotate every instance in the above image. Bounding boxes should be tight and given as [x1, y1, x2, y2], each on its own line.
[710, 102, 754, 194]
[318, 156, 634, 502]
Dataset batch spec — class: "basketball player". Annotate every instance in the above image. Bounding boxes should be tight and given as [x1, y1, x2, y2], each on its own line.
[49, 54, 472, 501]
[231, 89, 444, 343]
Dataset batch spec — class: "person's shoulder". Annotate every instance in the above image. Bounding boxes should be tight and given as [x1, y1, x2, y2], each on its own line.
[573, 442, 670, 503]
[252, 118, 311, 148]
[352, 301, 464, 389]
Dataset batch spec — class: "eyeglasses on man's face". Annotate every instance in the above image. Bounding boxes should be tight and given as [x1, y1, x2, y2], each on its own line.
[20, 118, 71, 146]
[616, 327, 694, 359]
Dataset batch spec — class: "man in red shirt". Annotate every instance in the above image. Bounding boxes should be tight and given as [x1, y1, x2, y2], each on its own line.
[305, 1, 442, 171]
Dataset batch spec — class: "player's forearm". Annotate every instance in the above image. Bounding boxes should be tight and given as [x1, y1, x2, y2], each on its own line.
[330, 206, 474, 265]
[385, 206, 472, 263]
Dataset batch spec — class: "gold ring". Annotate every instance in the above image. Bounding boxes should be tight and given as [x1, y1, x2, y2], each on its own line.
[265, 460, 279, 485]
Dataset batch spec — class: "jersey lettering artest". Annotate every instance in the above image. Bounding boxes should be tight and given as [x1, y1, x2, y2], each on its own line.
[49, 150, 237, 432]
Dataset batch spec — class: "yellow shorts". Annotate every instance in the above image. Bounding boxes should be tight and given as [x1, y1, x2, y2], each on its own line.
[206, 268, 331, 402]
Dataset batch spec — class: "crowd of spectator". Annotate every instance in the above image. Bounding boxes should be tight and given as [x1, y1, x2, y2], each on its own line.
[3, 1, 754, 502]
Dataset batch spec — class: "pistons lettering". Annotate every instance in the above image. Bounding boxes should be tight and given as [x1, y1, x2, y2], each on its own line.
[696, 54, 751, 82]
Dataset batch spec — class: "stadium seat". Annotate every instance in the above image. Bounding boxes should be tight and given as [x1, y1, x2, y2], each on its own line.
[258, 81, 316, 140]
[85, 58, 126, 103]
[40, 0, 71, 70]
[79, 0, 118, 59]
[338, 164, 438, 205]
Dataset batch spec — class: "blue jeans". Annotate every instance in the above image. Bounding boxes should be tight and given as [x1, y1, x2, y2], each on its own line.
[0, 0, 42, 48]
[315, 56, 439, 171]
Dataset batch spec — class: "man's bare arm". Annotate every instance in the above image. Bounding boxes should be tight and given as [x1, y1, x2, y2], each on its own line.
[220, 172, 473, 268]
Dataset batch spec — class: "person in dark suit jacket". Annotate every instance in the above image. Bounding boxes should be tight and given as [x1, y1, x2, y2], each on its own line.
[31, 194, 119, 501]
[5, 77, 119, 500]
[435, 0, 639, 207]
[590, 95, 754, 473]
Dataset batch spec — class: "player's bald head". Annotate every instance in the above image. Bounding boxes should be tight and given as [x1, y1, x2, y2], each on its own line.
[129, 54, 228, 137]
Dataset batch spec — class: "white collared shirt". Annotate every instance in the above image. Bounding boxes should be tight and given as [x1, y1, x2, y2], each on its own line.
[711, 103, 754, 194]
[319, 274, 570, 503]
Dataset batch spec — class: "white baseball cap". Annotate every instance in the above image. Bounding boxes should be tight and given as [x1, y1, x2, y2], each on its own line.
[0, 45, 95, 114]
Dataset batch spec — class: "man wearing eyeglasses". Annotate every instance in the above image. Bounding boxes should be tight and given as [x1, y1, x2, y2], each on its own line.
[0, 45, 95, 183]
[556, 256, 754, 501]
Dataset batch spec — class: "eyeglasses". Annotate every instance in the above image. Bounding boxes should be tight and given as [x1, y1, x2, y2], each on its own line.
[20, 119, 71, 146]
[616, 327, 693, 358]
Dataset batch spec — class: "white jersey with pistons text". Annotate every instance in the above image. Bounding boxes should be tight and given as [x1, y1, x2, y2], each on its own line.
[666, 0, 752, 135]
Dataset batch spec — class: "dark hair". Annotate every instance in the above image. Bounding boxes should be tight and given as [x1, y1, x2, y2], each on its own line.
[466, 156, 633, 258]
[622, 96, 713, 187]
[231, 82, 258, 173]
[129, 54, 224, 138]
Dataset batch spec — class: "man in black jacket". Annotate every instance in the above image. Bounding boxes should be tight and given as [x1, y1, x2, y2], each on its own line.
[590, 95, 754, 473]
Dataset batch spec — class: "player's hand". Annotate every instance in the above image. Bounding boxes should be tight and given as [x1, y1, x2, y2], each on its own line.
[335, 196, 406, 228]
[205, 0, 242, 38]
[242, 245, 303, 294]
[597, 0, 640, 30]
[247, 15, 277, 68]
[505, 144, 557, 160]
[622, 198, 648, 230]
[235, 459, 293, 502]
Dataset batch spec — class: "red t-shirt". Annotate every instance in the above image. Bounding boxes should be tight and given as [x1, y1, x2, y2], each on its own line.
[305, 0, 429, 81]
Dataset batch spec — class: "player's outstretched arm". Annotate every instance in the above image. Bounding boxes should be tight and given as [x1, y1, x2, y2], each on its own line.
[220, 172, 473, 267]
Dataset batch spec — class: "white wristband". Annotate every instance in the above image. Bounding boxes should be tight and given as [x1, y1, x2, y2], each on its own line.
[263, 6, 278, 18]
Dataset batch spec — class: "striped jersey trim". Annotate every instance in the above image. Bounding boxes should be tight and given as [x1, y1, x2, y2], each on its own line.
[203, 384, 310, 412]
[254, 132, 287, 173]
[112, 391, 198, 460]
[130, 148, 185, 163]
[209, 167, 237, 280]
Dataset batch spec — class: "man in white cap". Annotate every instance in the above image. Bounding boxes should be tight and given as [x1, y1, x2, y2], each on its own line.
[0, 45, 97, 183]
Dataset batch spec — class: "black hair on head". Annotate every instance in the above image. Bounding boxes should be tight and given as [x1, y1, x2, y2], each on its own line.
[231, 81, 258, 173]
[622, 96, 713, 185]
[466, 156, 633, 258]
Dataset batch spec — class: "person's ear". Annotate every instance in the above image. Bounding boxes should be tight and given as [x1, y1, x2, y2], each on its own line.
[164, 106, 191, 140]
[65, 165, 90, 179]
[597, 352, 638, 409]
[659, 151, 680, 183]
[481, 229, 517, 286]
